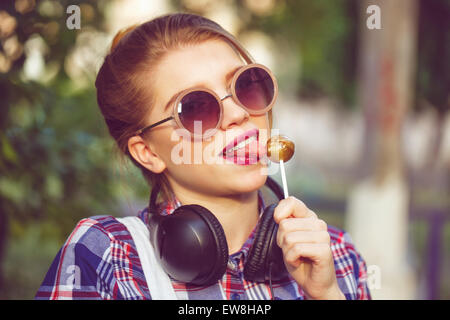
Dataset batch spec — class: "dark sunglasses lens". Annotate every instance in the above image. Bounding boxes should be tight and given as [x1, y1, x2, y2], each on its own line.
[178, 91, 220, 134]
[235, 67, 275, 111]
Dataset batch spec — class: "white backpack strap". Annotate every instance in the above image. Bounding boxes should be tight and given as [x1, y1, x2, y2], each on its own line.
[117, 216, 178, 300]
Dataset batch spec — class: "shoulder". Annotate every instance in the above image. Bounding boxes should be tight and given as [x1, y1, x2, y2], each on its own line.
[52, 215, 136, 264]
[69, 215, 134, 249]
[327, 224, 366, 269]
[36, 214, 150, 300]
[67, 209, 150, 251]
[327, 224, 372, 300]
[51, 214, 138, 278]
[64, 215, 147, 276]
[327, 225, 354, 248]
[327, 224, 364, 262]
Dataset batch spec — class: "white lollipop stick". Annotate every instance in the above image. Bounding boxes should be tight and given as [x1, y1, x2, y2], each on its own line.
[279, 159, 289, 198]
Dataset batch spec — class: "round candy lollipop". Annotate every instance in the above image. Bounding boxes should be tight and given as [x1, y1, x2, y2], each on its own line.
[267, 135, 295, 198]
[267, 135, 295, 163]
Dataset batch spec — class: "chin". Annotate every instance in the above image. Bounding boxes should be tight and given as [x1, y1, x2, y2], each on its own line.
[225, 163, 268, 194]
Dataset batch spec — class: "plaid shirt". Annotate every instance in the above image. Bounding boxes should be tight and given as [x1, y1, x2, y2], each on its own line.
[35, 197, 371, 300]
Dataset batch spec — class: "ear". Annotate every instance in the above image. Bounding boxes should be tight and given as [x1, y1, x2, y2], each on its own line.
[127, 135, 166, 174]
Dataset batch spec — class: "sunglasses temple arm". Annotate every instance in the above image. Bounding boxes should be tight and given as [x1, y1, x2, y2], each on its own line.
[136, 116, 174, 135]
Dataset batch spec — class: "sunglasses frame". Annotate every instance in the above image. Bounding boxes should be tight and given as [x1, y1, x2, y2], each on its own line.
[135, 63, 278, 140]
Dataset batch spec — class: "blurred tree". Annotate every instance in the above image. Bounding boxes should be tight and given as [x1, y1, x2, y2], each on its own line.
[415, 0, 450, 169]
[348, 0, 419, 299]
[0, 0, 148, 298]
[247, 0, 359, 106]
[173, 0, 359, 107]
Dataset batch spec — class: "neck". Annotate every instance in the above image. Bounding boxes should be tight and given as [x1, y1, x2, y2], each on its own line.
[169, 185, 260, 254]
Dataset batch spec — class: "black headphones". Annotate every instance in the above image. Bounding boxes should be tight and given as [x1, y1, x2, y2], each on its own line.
[147, 176, 288, 286]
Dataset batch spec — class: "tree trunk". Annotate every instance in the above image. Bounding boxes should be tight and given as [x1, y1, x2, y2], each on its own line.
[347, 0, 419, 299]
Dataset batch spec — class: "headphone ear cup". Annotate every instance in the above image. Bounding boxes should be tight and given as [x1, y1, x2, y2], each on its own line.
[154, 204, 228, 286]
[244, 204, 287, 282]
[190, 205, 229, 285]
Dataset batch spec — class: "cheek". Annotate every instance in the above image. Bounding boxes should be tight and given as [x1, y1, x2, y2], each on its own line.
[147, 127, 184, 166]
[156, 130, 216, 178]
[164, 136, 209, 165]
[251, 114, 270, 131]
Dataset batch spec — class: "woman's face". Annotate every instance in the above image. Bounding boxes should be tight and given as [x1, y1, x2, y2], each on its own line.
[141, 39, 270, 198]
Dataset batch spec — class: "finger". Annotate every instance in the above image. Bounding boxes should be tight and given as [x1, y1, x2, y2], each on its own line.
[273, 197, 317, 223]
[278, 217, 328, 234]
[278, 230, 331, 249]
[277, 218, 328, 247]
[283, 243, 332, 268]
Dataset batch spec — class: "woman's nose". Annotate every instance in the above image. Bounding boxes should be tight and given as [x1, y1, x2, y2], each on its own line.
[220, 94, 249, 130]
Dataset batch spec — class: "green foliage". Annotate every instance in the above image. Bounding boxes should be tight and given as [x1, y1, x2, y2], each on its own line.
[1, 221, 62, 299]
[256, 0, 358, 105]
[0, 0, 148, 298]
[0, 0, 151, 218]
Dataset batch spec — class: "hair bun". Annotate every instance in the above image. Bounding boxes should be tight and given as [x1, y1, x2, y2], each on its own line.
[110, 24, 139, 53]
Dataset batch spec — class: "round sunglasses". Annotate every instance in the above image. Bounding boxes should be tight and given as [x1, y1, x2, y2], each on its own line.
[135, 63, 278, 139]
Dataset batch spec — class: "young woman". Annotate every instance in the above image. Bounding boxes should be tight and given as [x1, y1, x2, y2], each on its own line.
[36, 13, 371, 300]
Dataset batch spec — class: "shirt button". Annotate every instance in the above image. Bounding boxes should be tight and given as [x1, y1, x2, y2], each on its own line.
[231, 293, 241, 300]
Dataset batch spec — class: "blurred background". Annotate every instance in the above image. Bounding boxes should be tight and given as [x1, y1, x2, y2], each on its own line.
[0, 0, 448, 299]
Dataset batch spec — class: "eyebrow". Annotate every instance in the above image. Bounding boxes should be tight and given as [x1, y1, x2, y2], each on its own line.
[162, 64, 244, 112]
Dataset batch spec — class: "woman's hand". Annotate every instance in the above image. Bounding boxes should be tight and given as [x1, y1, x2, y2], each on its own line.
[274, 196, 345, 300]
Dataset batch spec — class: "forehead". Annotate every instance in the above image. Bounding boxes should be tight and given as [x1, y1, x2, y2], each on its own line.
[151, 39, 244, 105]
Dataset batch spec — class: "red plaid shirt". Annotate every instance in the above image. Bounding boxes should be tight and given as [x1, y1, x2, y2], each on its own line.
[36, 197, 371, 300]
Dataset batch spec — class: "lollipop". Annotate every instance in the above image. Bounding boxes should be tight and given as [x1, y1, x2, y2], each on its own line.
[267, 135, 295, 163]
[267, 135, 295, 198]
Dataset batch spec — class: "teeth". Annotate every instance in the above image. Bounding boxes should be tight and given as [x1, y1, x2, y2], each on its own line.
[226, 135, 256, 153]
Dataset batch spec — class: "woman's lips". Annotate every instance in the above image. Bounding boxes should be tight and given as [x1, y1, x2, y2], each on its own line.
[221, 128, 260, 165]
